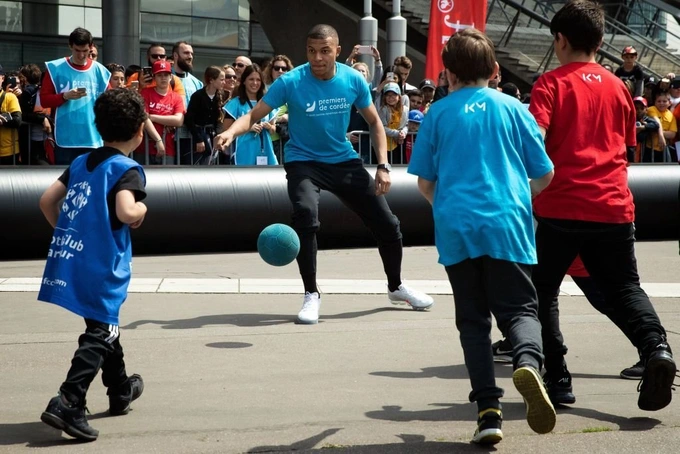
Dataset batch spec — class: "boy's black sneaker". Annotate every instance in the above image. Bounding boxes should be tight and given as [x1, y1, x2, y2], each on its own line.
[492, 339, 513, 364]
[471, 408, 503, 445]
[40, 394, 99, 441]
[620, 359, 644, 380]
[108, 374, 144, 416]
[638, 341, 676, 411]
[543, 366, 576, 405]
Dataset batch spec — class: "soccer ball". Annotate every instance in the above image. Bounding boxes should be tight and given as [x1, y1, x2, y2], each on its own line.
[257, 223, 300, 266]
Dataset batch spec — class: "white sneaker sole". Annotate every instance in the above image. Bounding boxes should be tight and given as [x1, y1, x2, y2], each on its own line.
[295, 316, 318, 325]
[471, 428, 503, 445]
[513, 366, 556, 434]
[389, 299, 434, 311]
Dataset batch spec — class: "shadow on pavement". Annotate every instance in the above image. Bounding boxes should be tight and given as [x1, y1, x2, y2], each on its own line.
[556, 406, 661, 431]
[248, 430, 481, 453]
[370, 363, 513, 380]
[0, 421, 92, 447]
[122, 308, 403, 330]
[366, 402, 662, 431]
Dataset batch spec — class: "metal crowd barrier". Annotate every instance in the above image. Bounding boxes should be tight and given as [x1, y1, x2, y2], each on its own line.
[4, 125, 680, 167]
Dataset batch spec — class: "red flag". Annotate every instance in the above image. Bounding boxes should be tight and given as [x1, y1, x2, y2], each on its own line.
[425, 0, 488, 80]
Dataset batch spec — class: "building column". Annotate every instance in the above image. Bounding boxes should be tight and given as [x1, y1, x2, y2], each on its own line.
[102, 0, 140, 66]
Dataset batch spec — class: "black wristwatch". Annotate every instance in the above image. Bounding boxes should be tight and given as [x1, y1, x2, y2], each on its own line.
[377, 163, 392, 173]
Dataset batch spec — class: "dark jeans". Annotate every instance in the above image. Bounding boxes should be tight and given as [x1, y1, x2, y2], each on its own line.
[284, 159, 402, 281]
[446, 257, 543, 411]
[60, 319, 129, 407]
[533, 218, 666, 373]
[54, 146, 92, 165]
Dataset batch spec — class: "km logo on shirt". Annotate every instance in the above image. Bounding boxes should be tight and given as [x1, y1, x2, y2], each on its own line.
[465, 102, 486, 113]
[582, 73, 602, 83]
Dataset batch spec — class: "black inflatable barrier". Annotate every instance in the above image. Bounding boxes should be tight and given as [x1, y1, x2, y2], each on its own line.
[1, 164, 678, 260]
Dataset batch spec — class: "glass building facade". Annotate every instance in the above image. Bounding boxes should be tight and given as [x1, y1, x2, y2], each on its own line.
[0, 0, 273, 74]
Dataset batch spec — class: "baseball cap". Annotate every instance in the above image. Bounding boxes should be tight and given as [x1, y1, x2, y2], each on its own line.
[383, 82, 401, 95]
[632, 96, 647, 107]
[622, 46, 637, 56]
[419, 78, 436, 90]
[408, 109, 424, 124]
[152, 60, 172, 75]
[645, 76, 657, 86]
[670, 76, 680, 89]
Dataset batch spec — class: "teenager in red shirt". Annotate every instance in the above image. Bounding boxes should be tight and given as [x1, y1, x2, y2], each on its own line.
[529, 0, 675, 412]
[136, 60, 185, 164]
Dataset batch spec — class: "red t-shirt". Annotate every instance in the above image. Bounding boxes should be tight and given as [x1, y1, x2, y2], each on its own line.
[529, 62, 636, 223]
[140, 87, 185, 157]
[567, 255, 588, 278]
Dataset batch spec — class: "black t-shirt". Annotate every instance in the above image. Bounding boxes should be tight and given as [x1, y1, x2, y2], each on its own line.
[615, 65, 644, 83]
[58, 147, 146, 230]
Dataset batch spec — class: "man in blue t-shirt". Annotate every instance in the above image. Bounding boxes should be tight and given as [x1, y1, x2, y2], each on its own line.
[215, 24, 433, 325]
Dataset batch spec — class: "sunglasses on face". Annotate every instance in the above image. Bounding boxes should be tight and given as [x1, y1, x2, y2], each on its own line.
[225, 75, 237, 80]
[151, 54, 167, 60]
[273, 66, 288, 72]
[233, 62, 246, 68]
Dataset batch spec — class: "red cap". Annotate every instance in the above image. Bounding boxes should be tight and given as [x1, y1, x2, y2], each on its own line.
[152, 60, 172, 75]
[622, 46, 637, 56]
[633, 96, 647, 107]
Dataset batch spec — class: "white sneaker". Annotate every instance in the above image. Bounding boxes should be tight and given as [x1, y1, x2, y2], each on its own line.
[296, 292, 321, 324]
[388, 284, 434, 311]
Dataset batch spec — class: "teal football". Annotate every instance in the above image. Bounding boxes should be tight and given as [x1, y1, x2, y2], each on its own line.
[257, 224, 300, 266]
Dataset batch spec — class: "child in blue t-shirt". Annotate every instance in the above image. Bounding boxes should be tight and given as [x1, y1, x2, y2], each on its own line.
[38, 89, 148, 441]
[408, 28, 555, 445]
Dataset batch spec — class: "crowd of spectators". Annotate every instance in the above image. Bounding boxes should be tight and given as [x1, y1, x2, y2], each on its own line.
[0, 27, 677, 166]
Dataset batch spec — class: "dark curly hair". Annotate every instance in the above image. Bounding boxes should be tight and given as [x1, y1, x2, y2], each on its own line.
[94, 88, 147, 142]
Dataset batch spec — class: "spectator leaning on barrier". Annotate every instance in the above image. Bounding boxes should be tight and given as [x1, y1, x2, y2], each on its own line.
[633, 96, 660, 163]
[0, 71, 22, 165]
[185, 66, 226, 165]
[404, 109, 424, 163]
[40, 27, 110, 165]
[137, 60, 185, 165]
[418, 78, 436, 112]
[18, 63, 51, 165]
[126, 44, 186, 101]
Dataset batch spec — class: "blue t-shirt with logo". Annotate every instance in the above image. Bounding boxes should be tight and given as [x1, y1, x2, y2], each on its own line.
[262, 62, 372, 163]
[408, 87, 553, 266]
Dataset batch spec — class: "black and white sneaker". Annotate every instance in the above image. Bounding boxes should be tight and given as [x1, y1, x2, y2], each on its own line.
[620, 360, 644, 380]
[543, 366, 576, 405]
[492, 339, 513, 364]
[638, 340, 677, 411]
[471, 408, 503, 445]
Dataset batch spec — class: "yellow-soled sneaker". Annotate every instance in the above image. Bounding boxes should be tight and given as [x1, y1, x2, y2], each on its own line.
[513, 366, 556, 434]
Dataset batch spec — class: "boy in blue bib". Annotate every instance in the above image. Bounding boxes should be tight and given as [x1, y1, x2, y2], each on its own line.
[38, 89, 148, 441]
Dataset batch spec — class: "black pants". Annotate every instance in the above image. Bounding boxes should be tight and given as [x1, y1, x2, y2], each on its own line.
[60, 319, 129, 407]
[284, 159, 402, 278]
[446, 257, 543, 411]
[533, 218, 666, 373]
